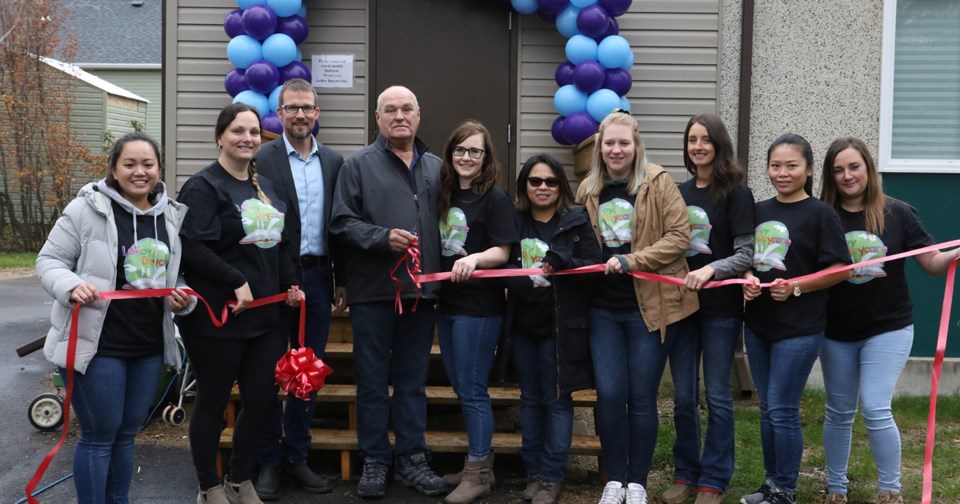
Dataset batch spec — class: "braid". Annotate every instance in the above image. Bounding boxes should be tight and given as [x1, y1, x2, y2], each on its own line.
[248, 159, 271, 205]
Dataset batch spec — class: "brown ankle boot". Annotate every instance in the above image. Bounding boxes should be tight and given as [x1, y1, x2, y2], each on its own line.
[443, 451, 496, 486]
[444, 457, 493, 504]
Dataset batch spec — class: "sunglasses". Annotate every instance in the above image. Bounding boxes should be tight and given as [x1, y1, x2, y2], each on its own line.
[528, 176, 560, 188]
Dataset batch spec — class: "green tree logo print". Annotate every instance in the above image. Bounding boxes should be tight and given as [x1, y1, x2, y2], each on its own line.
[753, 221, 791, 272]
[521, 237, 551, 287]
[440, 207, 469, 257]
[123, 237, 169, 289]
[239, 199, 285, 248]
[845, 231, 887, 284]
[685, 205, 713, 257]
[598, 198, 633, 247]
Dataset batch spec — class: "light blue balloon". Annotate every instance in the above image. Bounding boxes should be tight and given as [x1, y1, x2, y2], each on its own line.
[565, 34, 598, 65]
[267, 0, 301, 18]
[570, 0, 597, 7]
[554, 84, 588, 117]
[233, 89, 271, 117]
[262, 33, 297, 67]
[619, 96, 631, 112]
[268, 85, 283, 113]
[555, 5, 581, 37]
[226, 35, 262, 70]
[237, 0, 266, 9]
[511, 0, 538, 14]
[597, 35, 631, 69]
[586, 88, 621, 122]
[296, 48, 302, 61]
[296, 3, 306, 18]
[621, 48, 635, 70]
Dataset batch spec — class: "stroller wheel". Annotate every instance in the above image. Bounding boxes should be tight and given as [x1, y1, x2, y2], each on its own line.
[169, 406, 187, 426]
[28, 393, 64, 432]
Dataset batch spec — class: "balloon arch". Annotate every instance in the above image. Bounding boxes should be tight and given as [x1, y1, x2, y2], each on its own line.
[223, 0, 634, 145]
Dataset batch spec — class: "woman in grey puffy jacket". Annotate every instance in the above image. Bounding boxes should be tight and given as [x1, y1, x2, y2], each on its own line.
[36, 132, 193, 504]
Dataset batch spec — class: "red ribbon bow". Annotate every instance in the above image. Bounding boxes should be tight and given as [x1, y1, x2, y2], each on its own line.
[390, 241, 422, 314]
[274, 294, 333, 400]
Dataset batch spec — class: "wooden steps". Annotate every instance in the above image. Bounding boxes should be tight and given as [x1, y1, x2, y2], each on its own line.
[322, 342, 442, 359]
[229, 383, 598, 406]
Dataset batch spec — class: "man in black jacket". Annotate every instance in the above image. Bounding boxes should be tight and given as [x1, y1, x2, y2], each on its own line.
[255, 78, 345, 501]
[330, 85, 446, 499]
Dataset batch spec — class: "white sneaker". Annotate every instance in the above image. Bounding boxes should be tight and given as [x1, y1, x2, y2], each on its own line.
[598, 481, 626, 504]
[625, 483, 648, 504]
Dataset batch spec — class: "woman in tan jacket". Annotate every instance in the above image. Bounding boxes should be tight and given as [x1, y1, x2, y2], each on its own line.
[576, 110, 699, 504]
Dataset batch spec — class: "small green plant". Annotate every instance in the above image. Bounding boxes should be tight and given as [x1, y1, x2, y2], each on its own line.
[0, 251, 37, 268]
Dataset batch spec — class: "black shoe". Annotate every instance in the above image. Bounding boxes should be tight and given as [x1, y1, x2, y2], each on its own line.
[358, 460, 389, 499]
[254, 464, 281, 501]
[286, 463, 334, 493]
[393, 453, 448, 496]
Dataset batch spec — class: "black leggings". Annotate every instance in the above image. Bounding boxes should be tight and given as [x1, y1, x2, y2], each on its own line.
[183, 330, 286, 490]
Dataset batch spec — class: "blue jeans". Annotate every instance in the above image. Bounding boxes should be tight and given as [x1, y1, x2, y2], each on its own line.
[261, 262, 333, 466]
[670, 315, 739, 492]
[589, 308, 694, 486]
[60, 354, 163, 504]
[512, 335, 574, 483]
[350, 301, 436, 465]
[821, 325, 913, 495]
[744, 328, 823, 493]
[438, 312, 501, 459]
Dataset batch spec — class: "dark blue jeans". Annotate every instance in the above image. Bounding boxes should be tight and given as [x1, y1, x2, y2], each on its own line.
[589, 308, 694, 486]
[744, 328, 823, 493]
[512, 335, 574, 483]
[670, 315, 740, 492]
[61, 354, 162, 504]
[438, 312, 501, 459]
[261, 262, 333, 466]
[350, 301, 436, 465]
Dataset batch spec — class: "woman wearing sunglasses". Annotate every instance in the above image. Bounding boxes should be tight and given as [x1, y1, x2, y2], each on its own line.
[576, 110, 698, 504]
[499, 153, 601, 504]
[436, 120, 517, 504]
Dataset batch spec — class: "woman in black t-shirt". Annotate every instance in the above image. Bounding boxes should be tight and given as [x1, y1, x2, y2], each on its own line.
[666, 114, 754, 504]
[817, 137, 959, 504]
[177, 104, 301, 504]
[436, 120, 516, 504]
[500, 154, 601, 504]
[739, 134, 851, 504]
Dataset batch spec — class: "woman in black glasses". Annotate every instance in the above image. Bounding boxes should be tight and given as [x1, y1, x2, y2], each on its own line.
[499, 153, 601, 504]
[436, 120, 517, 504]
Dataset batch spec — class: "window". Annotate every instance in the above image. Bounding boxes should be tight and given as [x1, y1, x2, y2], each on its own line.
[879, 0, 960, 173]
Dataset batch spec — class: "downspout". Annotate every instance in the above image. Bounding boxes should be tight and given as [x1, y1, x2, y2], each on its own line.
[737, 0, 755, 173]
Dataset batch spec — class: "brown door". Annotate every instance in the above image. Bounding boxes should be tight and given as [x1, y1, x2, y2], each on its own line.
[371, 0, 515, 188]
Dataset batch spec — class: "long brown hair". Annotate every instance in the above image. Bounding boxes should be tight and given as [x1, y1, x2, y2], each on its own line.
[683, 114, 744, 201]
[819, 137, 887, 236]
[439, 120, 501, 217]
[215, 103, 270, 205]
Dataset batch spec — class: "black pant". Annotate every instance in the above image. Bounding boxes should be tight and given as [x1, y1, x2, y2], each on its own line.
[184, 330, 286, 489]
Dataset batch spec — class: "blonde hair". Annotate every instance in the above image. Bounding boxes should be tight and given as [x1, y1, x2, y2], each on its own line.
[248, 159, 271, 205]
[576, 110, 647, 202]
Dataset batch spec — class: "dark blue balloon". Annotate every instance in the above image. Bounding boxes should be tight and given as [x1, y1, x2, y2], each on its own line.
[595, 16, 618, 41]
[279, 61, 311, 82]
[312, 119, 320, 136]
[603, 67, 632, 96]
[241, 4, 277, 41]
[224, 9, 244, 38]
[277, 15, 308, 45]
[262, 112, 283, 135]
[562, 111, 599, 145]
[551, 116, 570, 145]
[573, 60, 605, 94]
[245, 59, 280, 94]
[598, 0, 631, 16]
[537, 0, 569, 15]
[224, 68, 249, 97]
[576, 5, 610, 39]
[555, 61, 576, 87]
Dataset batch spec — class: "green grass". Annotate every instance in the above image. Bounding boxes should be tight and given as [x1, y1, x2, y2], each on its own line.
[644, 390, 960, 503]
[0, 252, 36, 269]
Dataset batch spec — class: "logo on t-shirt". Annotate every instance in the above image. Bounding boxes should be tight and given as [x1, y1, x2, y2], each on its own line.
[440, 207, 469, 257]
[753, 220, 791, 272]
[598, 198, 633, 248]
[239, 198, 284, 248]
[521, 237, 551, 287]
[685, 206, 713, 257]
[123, 237, 169, 289]
[846, 231, 888, 284]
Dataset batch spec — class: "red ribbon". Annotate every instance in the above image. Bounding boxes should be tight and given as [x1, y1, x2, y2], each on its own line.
[25, 287, 324, 503]
[923, 257, 957, 504]
[274, 291, 333, 400]
[390, 243, 422, 314]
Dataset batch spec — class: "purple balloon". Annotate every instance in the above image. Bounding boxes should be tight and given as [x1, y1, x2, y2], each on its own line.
[537, 0, 569, 15]
[555, 61, 576, 87]
[603, 68, 632, 96]
[277, 15, 308, 45]
[224, 68, 249, 97]
[262, 112, 283, 135]
[573, 60, 605, 94]
[577, 5, 610, 39]
[596, 16, 619, 41]
[551, 116, 570, 145]
[224, 9, 244, 38]
[312, 119, 320, 137]
[242, 4, 277, 41]
[562, 111, 599, 145]
[598, 0, 631, 17]
[245, 60, 280, 94]
[279, 61, 311, 82]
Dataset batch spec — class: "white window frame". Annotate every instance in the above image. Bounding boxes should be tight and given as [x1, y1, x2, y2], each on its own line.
[879, 0, 960, 174]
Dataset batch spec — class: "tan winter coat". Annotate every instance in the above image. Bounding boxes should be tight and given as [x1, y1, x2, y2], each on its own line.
[580, 163, 699, 338]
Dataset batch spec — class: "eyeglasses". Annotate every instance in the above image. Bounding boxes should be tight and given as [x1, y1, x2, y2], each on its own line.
[528, 177, 560, 188]
[281, 104, 317, 115]
[453, 146, 484, 159]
